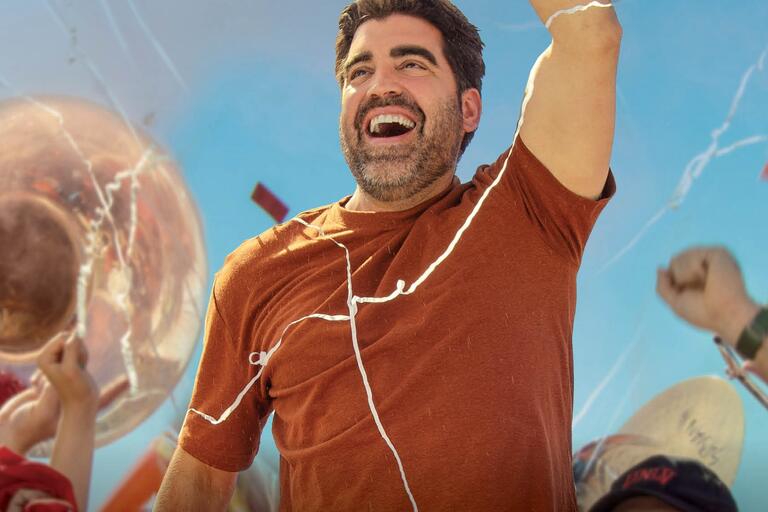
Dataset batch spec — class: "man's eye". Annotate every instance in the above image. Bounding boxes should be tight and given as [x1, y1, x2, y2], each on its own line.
[349, 68, 370, 80]
[401, 61, 426, 70]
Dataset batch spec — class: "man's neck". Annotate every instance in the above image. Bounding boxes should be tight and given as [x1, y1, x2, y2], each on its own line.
[345, 172, 457, 212]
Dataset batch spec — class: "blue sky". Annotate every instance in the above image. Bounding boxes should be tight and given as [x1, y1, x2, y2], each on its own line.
[1, 0, 767, 509]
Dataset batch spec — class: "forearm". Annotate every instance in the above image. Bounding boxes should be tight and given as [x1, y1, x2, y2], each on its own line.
[50, 404, 96, 512]
[518, 0, 621, 198]
[154, 447, 237, 512]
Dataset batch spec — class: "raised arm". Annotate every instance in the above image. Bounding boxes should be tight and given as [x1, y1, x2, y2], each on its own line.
[657, 246, 768, 385]
[519, 0, 621, 199]
[154, 446, 238, 512]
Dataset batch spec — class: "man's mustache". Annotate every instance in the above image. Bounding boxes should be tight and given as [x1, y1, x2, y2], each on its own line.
[354, 95, 426, 134]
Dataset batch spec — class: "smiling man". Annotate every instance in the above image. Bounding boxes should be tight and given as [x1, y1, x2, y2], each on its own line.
[338, 15, 481, 212]
[156, 1, 621, 511]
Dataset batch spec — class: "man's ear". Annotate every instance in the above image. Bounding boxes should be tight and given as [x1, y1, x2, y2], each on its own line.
[460, 88, 482, 133]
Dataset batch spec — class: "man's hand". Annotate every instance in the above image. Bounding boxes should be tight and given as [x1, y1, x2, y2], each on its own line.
[656, 246, 760, 346]
[37, 333, 97, 410]
[0, 374, 60, 455]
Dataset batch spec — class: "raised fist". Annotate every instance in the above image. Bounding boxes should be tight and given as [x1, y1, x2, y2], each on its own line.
[36, 333, 97, 409]
[656, 246, 759, 346]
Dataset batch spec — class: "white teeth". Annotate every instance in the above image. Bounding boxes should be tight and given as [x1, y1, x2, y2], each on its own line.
[369, 114, 416, 134]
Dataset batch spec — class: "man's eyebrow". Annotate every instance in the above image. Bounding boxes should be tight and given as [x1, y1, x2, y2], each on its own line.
[390, 45, 438, 66]
[344, 51, 373, 74]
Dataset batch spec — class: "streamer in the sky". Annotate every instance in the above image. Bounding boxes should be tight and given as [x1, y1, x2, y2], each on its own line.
[601, 45, 768, 271]
[251, 183, 290, 223]
[126, 0, 188, 92]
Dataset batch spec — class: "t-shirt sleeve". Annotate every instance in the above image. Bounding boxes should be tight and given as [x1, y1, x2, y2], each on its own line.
[178, 269, 273, 473]
[477, 136, 616, 265]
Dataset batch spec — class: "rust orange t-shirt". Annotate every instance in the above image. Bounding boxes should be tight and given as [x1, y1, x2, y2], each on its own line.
[180, 137, 615, 511]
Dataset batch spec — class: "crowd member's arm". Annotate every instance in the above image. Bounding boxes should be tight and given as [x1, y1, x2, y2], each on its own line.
[37, 335, 98, 512]
[656, 246, 768, 384]
[154, 446, 238, 511]
[520, 0, 621, 199]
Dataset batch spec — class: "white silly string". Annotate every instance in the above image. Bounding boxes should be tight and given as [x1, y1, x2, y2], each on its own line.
[190, 3, 614, 508]
[187, 311, 351, 426]
[0, 72, 154, 394]
[44, 0, 141, 146]
[17, 59, 161, 391]
[572, 328, 641, 427]
[97, 0, 134, 63]
[602, 45, 768, 271]
[74, 146, 155, 393]
[190, 137, 517, 512]
[579, 370, 643, 480]
[43, 3, 171, 385]
[545, 2, 614, 30]
[126, 0, 189, 92]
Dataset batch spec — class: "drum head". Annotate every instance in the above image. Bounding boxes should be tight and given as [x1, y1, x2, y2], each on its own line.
[574, 376, 744, 510]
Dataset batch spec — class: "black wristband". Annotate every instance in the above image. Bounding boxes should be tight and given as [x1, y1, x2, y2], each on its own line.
[736, 306, 768, 360]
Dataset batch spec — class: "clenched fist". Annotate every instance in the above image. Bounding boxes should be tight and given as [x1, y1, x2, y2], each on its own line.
[37, 334, 97, 411]
[656, 246, 759, 346]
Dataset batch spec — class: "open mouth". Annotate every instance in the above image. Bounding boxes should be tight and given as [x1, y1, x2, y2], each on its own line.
[367, 114, 416, 139]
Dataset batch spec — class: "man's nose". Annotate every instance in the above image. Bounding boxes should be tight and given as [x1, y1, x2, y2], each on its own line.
[366, 67, 403, 99]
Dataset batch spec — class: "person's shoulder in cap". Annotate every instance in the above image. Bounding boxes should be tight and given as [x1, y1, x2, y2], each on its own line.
[589, 455, 738, 512]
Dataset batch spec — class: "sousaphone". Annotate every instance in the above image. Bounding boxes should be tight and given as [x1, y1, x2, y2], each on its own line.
[0, 96, 207, 449]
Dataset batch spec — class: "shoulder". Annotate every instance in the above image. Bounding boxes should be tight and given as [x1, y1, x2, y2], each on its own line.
[470, 137, 615, 203]
[215, 201, 336, 290]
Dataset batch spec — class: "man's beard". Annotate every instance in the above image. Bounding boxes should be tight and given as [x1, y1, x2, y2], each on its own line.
[340, 94, 464, 203]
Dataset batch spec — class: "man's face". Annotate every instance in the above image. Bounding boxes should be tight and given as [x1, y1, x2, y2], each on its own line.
[339, 15, 473, 203]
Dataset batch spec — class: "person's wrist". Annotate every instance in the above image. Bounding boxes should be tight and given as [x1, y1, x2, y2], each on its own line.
[717, 298, 761, 347]
[60, 399, 97, 419]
